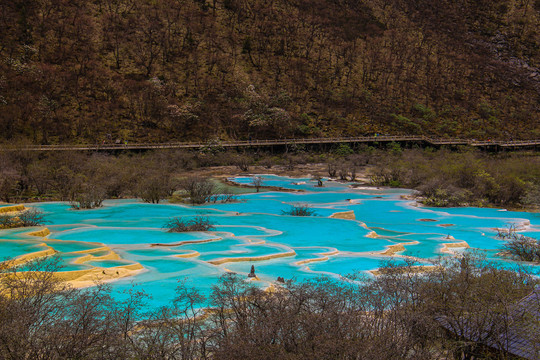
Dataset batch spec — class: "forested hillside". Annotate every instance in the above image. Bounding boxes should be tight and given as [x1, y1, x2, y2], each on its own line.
[1, 0, 540, 144]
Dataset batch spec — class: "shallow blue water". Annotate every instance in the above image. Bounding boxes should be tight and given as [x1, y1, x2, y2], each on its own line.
[1, 175, 538, 309]
[87, 259, 139, 268]
[0, 241, 49, 260]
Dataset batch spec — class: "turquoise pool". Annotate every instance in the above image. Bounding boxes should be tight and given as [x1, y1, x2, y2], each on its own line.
[1, 174, 538, 309]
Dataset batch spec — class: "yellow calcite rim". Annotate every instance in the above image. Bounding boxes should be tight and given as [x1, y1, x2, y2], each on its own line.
[0, 205, 25, 214]
[329, 210, 356, 220]
[441, 241, 470, 254]
[27, 228, 51, 237]
[151, 236, 222, 247]
[175, 251, 200, 258]
[72, 249, 121, 264]
[295, 250, 339, 266]
[8, 244, 57, 267]
[208, 250, 296, 265]
[1, 228, 144, 289]
[61, 263, 145, 288]
[380, 241, 420, 256]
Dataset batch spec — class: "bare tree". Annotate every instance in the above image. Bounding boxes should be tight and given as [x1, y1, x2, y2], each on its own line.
[136, 173, 175, 204]
[180, 176, 216, 204]
[0, 167, 20, 203]
[327, 163, 337, 178]
[70, 184, 106, 209]
[234, 155, 251, 172]
[251, 176, 263, 192]
[0, 257, 129, 359]
[0, 250, 536, 359]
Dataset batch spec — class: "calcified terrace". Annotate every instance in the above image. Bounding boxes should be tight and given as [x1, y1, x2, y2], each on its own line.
[1, 175, 539, 309]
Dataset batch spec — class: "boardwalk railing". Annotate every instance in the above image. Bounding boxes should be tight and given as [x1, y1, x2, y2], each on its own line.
[1, 136, 539, 151]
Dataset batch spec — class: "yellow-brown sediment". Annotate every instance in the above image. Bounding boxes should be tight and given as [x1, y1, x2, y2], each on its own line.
[1, 235, 143, 288]
[360, 223, 370, 230]
[380, 241, 420, 256]
[8, 244, 57, 267]
[151, 237, 222, 247]
[381, 244, 405, 256]
[174, 251, 200, 258]
[329, 210, 356, 220]
[0, 205, 25, 214]
[295, 250, 339, 266]
[27, 228, 51, 237]
[296, 257, 328, 266]
[72, 248, 121, 264]
[63, 263, 144, 288]
[440, 241, 470, 254]
[208, 250, 296, 265]
[0, 218, 145, 288]
[67, 246, 110, 254]
[247, 240, 266, 245]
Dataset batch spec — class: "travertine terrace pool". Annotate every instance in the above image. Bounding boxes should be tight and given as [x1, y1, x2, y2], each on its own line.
[1, 175, 539, 309]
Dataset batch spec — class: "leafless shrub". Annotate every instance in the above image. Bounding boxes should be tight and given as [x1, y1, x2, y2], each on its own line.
[17, 208, 47, 226]
[219, 191, 238, 203]
[136, 174, 176, 204]
[234, 155, 251, 172]
[180, 177, 216, 204]
[0, 257, 143, 359]
[0, 251, 536, 359]
[281, 203, 316, 216]
[327, 163, 337, 178]
[338, 164, 348, 180]
[349, 165, 357, 181]
[498, 225, 540, 263]
[369, 167, 402, 187]
[70, 184, 106, 209]
[259, 158, 273, 169]
[0, 214, 17, 228]
[0, 168, 20, 203]
[208, 187, 238, 204]
[164, 216, 214, 232]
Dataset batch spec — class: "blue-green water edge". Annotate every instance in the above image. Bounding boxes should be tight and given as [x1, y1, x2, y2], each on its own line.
[1, 175, 539, 309]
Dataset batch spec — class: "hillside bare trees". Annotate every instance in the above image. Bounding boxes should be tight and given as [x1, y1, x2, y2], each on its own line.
[1, 0, 539, 143]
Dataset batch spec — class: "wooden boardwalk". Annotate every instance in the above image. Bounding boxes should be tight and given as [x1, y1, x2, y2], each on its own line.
[1, 136, 539, 151]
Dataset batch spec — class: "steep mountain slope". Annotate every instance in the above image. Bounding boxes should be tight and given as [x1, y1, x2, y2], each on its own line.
[1, 0, 539, 143]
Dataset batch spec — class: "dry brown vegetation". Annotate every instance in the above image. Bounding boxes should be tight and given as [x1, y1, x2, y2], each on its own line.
[1, 0, 540, 144]
[0, 208, 46, 229]
[498, 226, 540, 263]
[369, 146, 540, 208]
[0, 252, 537, 359]
[1, 146, 540, 210]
